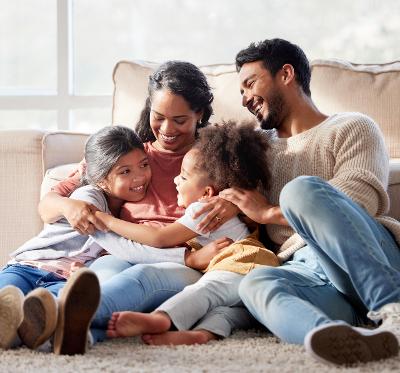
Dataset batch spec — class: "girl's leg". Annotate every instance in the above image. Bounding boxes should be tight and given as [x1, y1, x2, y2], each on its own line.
[142, 306, 256, 346]
[157, 270, 243, 331]
[90, 262, 202, 343]
[89, 255, 132, 284]
[0, 264, 42, 295]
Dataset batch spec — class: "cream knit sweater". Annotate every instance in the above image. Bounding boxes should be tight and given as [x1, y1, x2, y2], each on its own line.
[264, 112, 400, 262]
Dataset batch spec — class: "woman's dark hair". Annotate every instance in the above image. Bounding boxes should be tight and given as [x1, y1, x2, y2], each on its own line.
[136, 61, 214, 142]
[193, 121, 270, 193]
[82, 125, 144, 186]
[235, 38, 311, 96]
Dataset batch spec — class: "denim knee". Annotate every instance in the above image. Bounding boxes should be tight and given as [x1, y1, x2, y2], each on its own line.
[279, 176, 326, 217]
[239, 267, 284, 304]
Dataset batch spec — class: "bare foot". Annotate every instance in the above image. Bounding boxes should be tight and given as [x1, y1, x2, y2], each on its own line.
[141, 329, 217, 346]
[106, 311, 171, 338]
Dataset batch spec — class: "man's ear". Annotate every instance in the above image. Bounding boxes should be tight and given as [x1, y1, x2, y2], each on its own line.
[203, 185, 216, 198]
[281, 64, 295, 85]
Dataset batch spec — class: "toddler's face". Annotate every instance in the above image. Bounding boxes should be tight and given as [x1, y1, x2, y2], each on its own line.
[102, 148, 152, 202]
[174, 149, 210, 208]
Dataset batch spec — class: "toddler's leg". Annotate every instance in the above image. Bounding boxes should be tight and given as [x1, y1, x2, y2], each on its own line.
[106, 311, 171, 338]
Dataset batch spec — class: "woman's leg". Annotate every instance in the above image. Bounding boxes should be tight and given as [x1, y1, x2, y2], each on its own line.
[89, 255, 132, 284]
[90, 262, 202, 343]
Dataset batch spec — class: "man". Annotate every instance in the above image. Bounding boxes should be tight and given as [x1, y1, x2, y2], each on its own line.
[219, 38, 400, 365]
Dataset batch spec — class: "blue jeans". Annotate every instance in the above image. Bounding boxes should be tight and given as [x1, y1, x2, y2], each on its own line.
[0, 264, 66, 296]
[89, 256, 203, 342]
[239, 176, 400, 345]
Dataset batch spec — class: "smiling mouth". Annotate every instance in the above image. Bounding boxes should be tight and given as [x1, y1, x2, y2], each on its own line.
[130, 185, 146, 193]
[160, 133, 178, 142]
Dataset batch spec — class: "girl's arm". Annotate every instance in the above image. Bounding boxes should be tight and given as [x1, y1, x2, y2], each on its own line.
[95, 211, 197, 248]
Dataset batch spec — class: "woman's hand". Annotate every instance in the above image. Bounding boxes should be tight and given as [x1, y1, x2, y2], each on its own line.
[63, 199, 107, 235]
[193, 196, 240, 233]
[185, 237, 233, 270]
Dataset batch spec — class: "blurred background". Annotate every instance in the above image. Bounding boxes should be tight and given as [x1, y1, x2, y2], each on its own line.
[1, 0, 399, 132]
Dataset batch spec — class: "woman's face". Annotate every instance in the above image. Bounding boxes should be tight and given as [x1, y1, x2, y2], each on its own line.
[150, 89, 203, 153]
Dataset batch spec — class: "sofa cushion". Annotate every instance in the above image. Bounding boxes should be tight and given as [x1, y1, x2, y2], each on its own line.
[310, 59, 400, 158]
[112, 60, 253, 128]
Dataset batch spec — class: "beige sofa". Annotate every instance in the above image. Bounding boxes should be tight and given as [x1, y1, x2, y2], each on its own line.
[0, 59, 399, 266]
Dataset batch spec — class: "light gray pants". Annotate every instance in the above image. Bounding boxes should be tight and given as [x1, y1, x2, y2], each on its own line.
[157, 270, 254, 337]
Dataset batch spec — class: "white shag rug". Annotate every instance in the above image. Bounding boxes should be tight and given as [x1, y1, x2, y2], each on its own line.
[1, 330, 399, 373]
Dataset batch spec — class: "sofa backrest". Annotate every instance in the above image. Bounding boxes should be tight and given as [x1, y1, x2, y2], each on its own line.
[112, 59, 400, 159]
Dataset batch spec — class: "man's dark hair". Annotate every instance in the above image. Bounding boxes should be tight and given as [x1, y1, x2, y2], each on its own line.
[235, 38, 311, 96]
[194, 120, 270, 193]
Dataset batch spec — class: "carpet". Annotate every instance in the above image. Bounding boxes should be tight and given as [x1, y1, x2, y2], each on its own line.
[1, 330, 399, 372]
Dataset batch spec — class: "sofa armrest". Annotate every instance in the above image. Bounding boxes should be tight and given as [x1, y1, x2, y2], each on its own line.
[42, 131, 89, 172]
[0, 130, 46, 265]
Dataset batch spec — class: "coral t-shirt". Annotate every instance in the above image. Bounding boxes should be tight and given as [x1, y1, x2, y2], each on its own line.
[51, 142, 185, 227]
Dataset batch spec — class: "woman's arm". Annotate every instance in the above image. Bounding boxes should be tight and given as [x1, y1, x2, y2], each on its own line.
[95, 211, 197, 248]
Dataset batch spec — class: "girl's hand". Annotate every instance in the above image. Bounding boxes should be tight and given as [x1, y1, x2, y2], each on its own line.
[185, 237, 233, 270]
[193, 197, 240, 233]
[63, 199, 107, 235]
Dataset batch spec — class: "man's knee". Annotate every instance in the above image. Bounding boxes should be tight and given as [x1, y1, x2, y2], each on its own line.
[279, 176, 326, 216]
[238, 267, 285, 303]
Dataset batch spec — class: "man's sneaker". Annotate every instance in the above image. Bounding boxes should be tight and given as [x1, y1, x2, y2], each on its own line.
[368, 302, 400, 342]
[53, 268, 100, 355]
[0, 286, 24, 349]
[304, 322, 399, 365]
[18, 288, 57, 349]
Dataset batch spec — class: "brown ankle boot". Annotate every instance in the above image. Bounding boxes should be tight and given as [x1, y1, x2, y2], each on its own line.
[53, 268, 100, 355]
[18, 287, 57, 349]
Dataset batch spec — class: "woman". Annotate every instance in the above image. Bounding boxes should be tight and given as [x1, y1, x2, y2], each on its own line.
[39, 61, 249, 348]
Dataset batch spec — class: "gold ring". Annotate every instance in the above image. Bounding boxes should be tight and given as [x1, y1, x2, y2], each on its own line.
[215, 216, 222, 222]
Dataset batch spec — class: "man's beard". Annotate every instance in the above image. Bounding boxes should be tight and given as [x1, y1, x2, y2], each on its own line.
[259, 90, 285, 131]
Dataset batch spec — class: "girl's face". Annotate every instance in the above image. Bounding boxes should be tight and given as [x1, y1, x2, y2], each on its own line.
[100, 148, 151, 202]
[173, 149, 214, 208]
[150, 89, 203, 154]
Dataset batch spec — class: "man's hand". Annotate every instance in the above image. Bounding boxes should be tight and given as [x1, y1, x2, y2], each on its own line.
[63, 199, 107, 235]
[219, 187, 288, 225]
[192, 196, 240, 233]
[185, 237, 233, 270]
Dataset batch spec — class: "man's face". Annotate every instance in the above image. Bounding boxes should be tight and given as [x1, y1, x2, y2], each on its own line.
[239, 60, 285, 130]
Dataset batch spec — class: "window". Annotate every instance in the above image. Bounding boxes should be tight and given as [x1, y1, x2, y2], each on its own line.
[1, 0, 399, 132]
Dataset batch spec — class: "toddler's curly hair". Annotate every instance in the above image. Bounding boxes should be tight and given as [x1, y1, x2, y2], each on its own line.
[193, 120, 270, 193]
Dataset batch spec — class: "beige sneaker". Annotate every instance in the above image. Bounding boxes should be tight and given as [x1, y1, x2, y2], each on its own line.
[53, 268, 100, 355]
[304, 322, 399, 365]
[18, 287, 58, 349]
[0, 286, 24, 349]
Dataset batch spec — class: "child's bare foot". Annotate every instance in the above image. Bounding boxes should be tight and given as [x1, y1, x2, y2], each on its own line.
[141, 329, 217, 346]
[106, 311, 171, 338]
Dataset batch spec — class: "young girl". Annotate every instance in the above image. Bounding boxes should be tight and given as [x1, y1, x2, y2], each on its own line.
[94, 121, 280, 345]
[0, 125, 157, 351]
